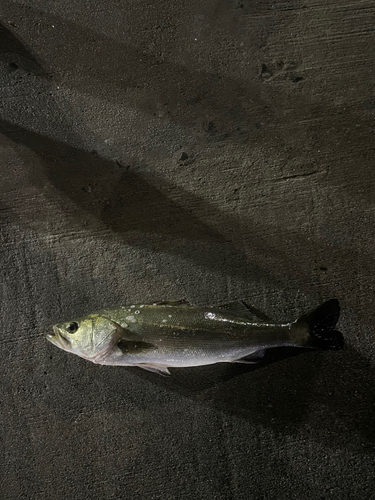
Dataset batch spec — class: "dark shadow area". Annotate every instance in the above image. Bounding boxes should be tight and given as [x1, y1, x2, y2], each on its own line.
[0, 7, 373, 310]
[0, 21, 48, 76]
[0, 8, 373, 289]
[1, 117, 374, 334]
[0, 118, 287, 293]
[1, 2, 373, 210]
[168, 344, 375, 449]
[129, 345, 317, 392]
[42, 342, 375, 452]
[3, 4, 274, 143]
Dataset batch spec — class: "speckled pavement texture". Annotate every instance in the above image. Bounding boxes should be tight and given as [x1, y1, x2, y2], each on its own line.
[0, 1, 374, 499]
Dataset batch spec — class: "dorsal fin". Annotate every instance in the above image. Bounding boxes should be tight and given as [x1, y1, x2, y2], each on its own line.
[217, 300, 271, 322]
[151, 299, 190, 306]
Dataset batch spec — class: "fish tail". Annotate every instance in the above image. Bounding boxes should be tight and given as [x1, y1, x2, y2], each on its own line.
[291, 299, 343, 350]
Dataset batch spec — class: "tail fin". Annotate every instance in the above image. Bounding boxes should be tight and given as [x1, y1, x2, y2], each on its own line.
[293, 299, 343, 350]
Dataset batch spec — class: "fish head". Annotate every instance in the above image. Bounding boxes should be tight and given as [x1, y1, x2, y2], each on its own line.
[47, 314, 119, 361]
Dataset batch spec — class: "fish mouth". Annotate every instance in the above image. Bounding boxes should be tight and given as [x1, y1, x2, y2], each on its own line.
[46, 326, 70, 349]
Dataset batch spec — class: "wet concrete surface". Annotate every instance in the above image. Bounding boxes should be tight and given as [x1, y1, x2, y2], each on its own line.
[1, 1, 374, 499]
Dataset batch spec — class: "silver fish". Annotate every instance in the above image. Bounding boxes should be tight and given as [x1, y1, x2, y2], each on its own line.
[47, 299, 343, 375]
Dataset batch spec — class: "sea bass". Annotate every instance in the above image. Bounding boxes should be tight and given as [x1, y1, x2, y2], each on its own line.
[47, 299, 343, 375]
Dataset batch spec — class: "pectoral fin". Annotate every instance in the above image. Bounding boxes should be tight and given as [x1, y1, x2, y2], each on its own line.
[101, 317, 142, 342]
[136, 364, 171, 376]
[117, 339, 157, 354]
[102, 317, 156, 349]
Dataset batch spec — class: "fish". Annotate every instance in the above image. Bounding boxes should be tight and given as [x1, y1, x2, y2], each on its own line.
[47, 298, 343, 375]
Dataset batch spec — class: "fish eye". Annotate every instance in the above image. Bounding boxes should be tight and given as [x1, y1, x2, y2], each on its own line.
[66, 322, 79, 334]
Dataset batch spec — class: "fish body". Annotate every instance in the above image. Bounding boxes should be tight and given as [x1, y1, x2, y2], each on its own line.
[47, 299, 343, 375]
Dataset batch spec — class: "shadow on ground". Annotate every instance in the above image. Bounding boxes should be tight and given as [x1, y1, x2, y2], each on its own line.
[103, 344, 375, 450]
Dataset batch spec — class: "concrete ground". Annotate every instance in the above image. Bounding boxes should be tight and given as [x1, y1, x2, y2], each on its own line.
[1, 1, 374, 499]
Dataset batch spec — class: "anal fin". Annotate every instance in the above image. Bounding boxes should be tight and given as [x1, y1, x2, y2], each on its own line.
[137, 364, 171, 376]
[232, 349, 266, 364]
